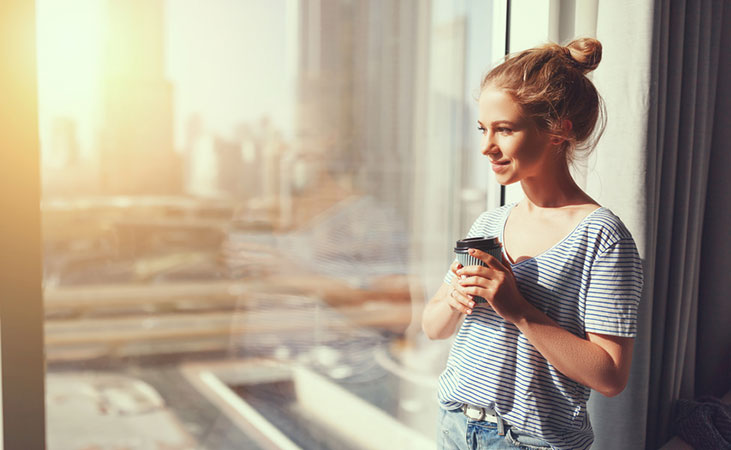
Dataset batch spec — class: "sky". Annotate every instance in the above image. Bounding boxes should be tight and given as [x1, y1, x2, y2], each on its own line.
[35, 0, 295, 160]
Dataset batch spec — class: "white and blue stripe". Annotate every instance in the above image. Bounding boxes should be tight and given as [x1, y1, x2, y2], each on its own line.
[439, 203, 644, 450]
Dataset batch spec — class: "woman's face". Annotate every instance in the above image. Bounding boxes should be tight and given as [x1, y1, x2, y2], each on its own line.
[477, 86, 556, 185]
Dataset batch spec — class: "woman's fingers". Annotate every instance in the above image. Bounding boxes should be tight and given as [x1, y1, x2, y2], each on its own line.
[467, 249, 508, 272]
[450, 260, 463, 275]
[449, 261, 476, 314]
[448, 281, 475, 315]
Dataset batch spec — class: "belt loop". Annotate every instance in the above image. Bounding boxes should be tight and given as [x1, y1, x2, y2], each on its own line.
[497, 414, 505, 436]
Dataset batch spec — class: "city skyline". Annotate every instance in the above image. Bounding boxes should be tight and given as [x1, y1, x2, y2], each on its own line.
[36, 0, 296, 162]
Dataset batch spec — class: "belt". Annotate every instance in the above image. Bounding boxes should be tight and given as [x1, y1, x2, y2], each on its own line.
[461, 404, 506, 435]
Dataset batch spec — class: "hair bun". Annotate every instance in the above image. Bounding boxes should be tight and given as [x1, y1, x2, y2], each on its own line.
[565, 38, 602, 74]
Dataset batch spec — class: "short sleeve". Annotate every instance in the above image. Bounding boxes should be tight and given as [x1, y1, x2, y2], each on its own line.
[442, 212, 489, 286]
[584, 238, 644, 338]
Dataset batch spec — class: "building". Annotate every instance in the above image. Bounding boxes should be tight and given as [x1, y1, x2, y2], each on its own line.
[295, 0, 428, 219]
[42, 116, 101, 198]
[98, 0, 182, 195]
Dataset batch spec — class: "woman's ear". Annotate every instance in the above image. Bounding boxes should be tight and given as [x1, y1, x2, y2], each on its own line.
[550, 119, 573, 145]
[561, 119, 573, 134]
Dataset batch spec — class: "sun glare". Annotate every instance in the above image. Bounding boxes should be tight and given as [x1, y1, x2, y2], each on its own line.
[35, 0, 103, 155]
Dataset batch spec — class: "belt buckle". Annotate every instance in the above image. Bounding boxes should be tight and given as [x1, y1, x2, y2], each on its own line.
[461, 404, 488, 421]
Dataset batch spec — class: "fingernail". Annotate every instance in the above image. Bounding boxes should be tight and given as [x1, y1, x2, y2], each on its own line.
[466, 309, 472, 314]
[470, 302, 475, 307]
[468, 249, 475, 254]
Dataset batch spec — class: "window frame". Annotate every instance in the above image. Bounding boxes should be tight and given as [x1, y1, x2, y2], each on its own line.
[0, 0, 46, 449]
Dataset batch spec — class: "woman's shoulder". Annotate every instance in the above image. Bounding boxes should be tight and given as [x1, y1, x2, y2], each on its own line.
[581, 206, 638, 252]
[466, 203, 515, 238]
[478, 203, 516, 224]
[586, 206, 633, 237]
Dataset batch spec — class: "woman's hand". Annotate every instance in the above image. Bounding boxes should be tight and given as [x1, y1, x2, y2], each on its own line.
[456, 248, 532, 323]
[421, 260, 477, 339]
[447, 260, 476, 315]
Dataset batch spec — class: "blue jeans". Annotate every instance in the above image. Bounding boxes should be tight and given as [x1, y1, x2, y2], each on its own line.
[438, 408, 554, 450]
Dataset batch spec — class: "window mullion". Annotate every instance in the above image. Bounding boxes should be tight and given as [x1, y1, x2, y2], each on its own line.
[0, 0, 47, 449]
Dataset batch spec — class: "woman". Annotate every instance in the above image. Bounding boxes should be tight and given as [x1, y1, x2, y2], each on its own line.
[422, 38, 644, 450]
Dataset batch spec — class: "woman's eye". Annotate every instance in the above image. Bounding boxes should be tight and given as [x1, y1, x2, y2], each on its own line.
[478, 125, 512, 135]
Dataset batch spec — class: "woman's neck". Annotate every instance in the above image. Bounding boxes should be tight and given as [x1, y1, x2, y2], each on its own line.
[518, 157, 594, 210]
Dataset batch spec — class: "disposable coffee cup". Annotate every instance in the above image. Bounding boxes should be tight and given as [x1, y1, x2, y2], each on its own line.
[454, 236, 503, 303]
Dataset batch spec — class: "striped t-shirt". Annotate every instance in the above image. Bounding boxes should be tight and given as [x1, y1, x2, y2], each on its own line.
[439, 202, 643, 450]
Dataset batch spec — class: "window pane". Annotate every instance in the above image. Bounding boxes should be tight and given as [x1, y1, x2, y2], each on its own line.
[37, 1, 501, 448]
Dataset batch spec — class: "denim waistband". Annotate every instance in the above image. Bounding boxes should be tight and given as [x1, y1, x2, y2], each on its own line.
[454, 405, 553, 449]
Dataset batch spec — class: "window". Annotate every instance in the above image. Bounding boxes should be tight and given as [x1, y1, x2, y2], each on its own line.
[2, 1, 597, 447]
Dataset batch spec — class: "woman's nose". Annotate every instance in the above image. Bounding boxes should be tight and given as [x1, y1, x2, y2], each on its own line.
[481, 133, 498, 156]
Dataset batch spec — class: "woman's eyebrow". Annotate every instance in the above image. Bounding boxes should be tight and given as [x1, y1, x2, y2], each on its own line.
[477, 119, 521, 127]
[490, 120, 518, 127]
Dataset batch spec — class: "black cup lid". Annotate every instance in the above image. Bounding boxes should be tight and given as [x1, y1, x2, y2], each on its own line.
[454, 236, 501, 253]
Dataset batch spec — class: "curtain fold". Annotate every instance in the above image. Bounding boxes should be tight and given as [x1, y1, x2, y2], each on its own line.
[589, 0, 724, 449]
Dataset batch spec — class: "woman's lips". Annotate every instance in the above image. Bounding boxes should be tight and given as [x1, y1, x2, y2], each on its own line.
[491, 160, 510, 172]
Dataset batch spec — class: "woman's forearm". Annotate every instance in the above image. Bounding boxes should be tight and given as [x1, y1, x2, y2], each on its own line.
[514, 304, 632, 397]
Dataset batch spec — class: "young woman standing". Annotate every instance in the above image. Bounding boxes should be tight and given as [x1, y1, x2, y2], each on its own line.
[422, 38, 644, 450]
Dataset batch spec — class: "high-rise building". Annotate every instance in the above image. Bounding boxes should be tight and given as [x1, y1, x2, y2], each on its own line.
[186, 133, 219, 199]
[295, 0, 354, 171]
[99, 0, 181, 195]
[295, 0, 428, 219]
[214, 136, 246, 199]
[351, 1, 426, 215]
[233, 123, 263, 202]
[48, 117, 80, 168]
[42, 116, 101, 198]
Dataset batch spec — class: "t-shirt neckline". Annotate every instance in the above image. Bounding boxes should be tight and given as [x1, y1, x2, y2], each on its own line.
[500, 202, 606, 267]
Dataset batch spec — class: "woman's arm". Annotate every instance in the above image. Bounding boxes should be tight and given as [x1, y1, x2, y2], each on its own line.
[421, 261, 476, 340]
[514, 308, 634, 397]
[457, 248, 633, 397]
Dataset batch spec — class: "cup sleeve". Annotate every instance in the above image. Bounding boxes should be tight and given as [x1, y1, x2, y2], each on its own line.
[442, 212, 489, 286]
[583, 238, 644, 338]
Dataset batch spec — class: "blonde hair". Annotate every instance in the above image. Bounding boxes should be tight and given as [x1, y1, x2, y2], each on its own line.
[481, 37, 606, 163]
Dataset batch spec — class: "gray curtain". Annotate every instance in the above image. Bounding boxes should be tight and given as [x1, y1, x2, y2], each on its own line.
[588, 0, 727, 449]
[643, 1, 725, 447]
[695, 1, 731, 403]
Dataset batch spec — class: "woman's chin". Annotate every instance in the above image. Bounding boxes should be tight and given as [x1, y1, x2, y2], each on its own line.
[494, 174, 518, 186]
